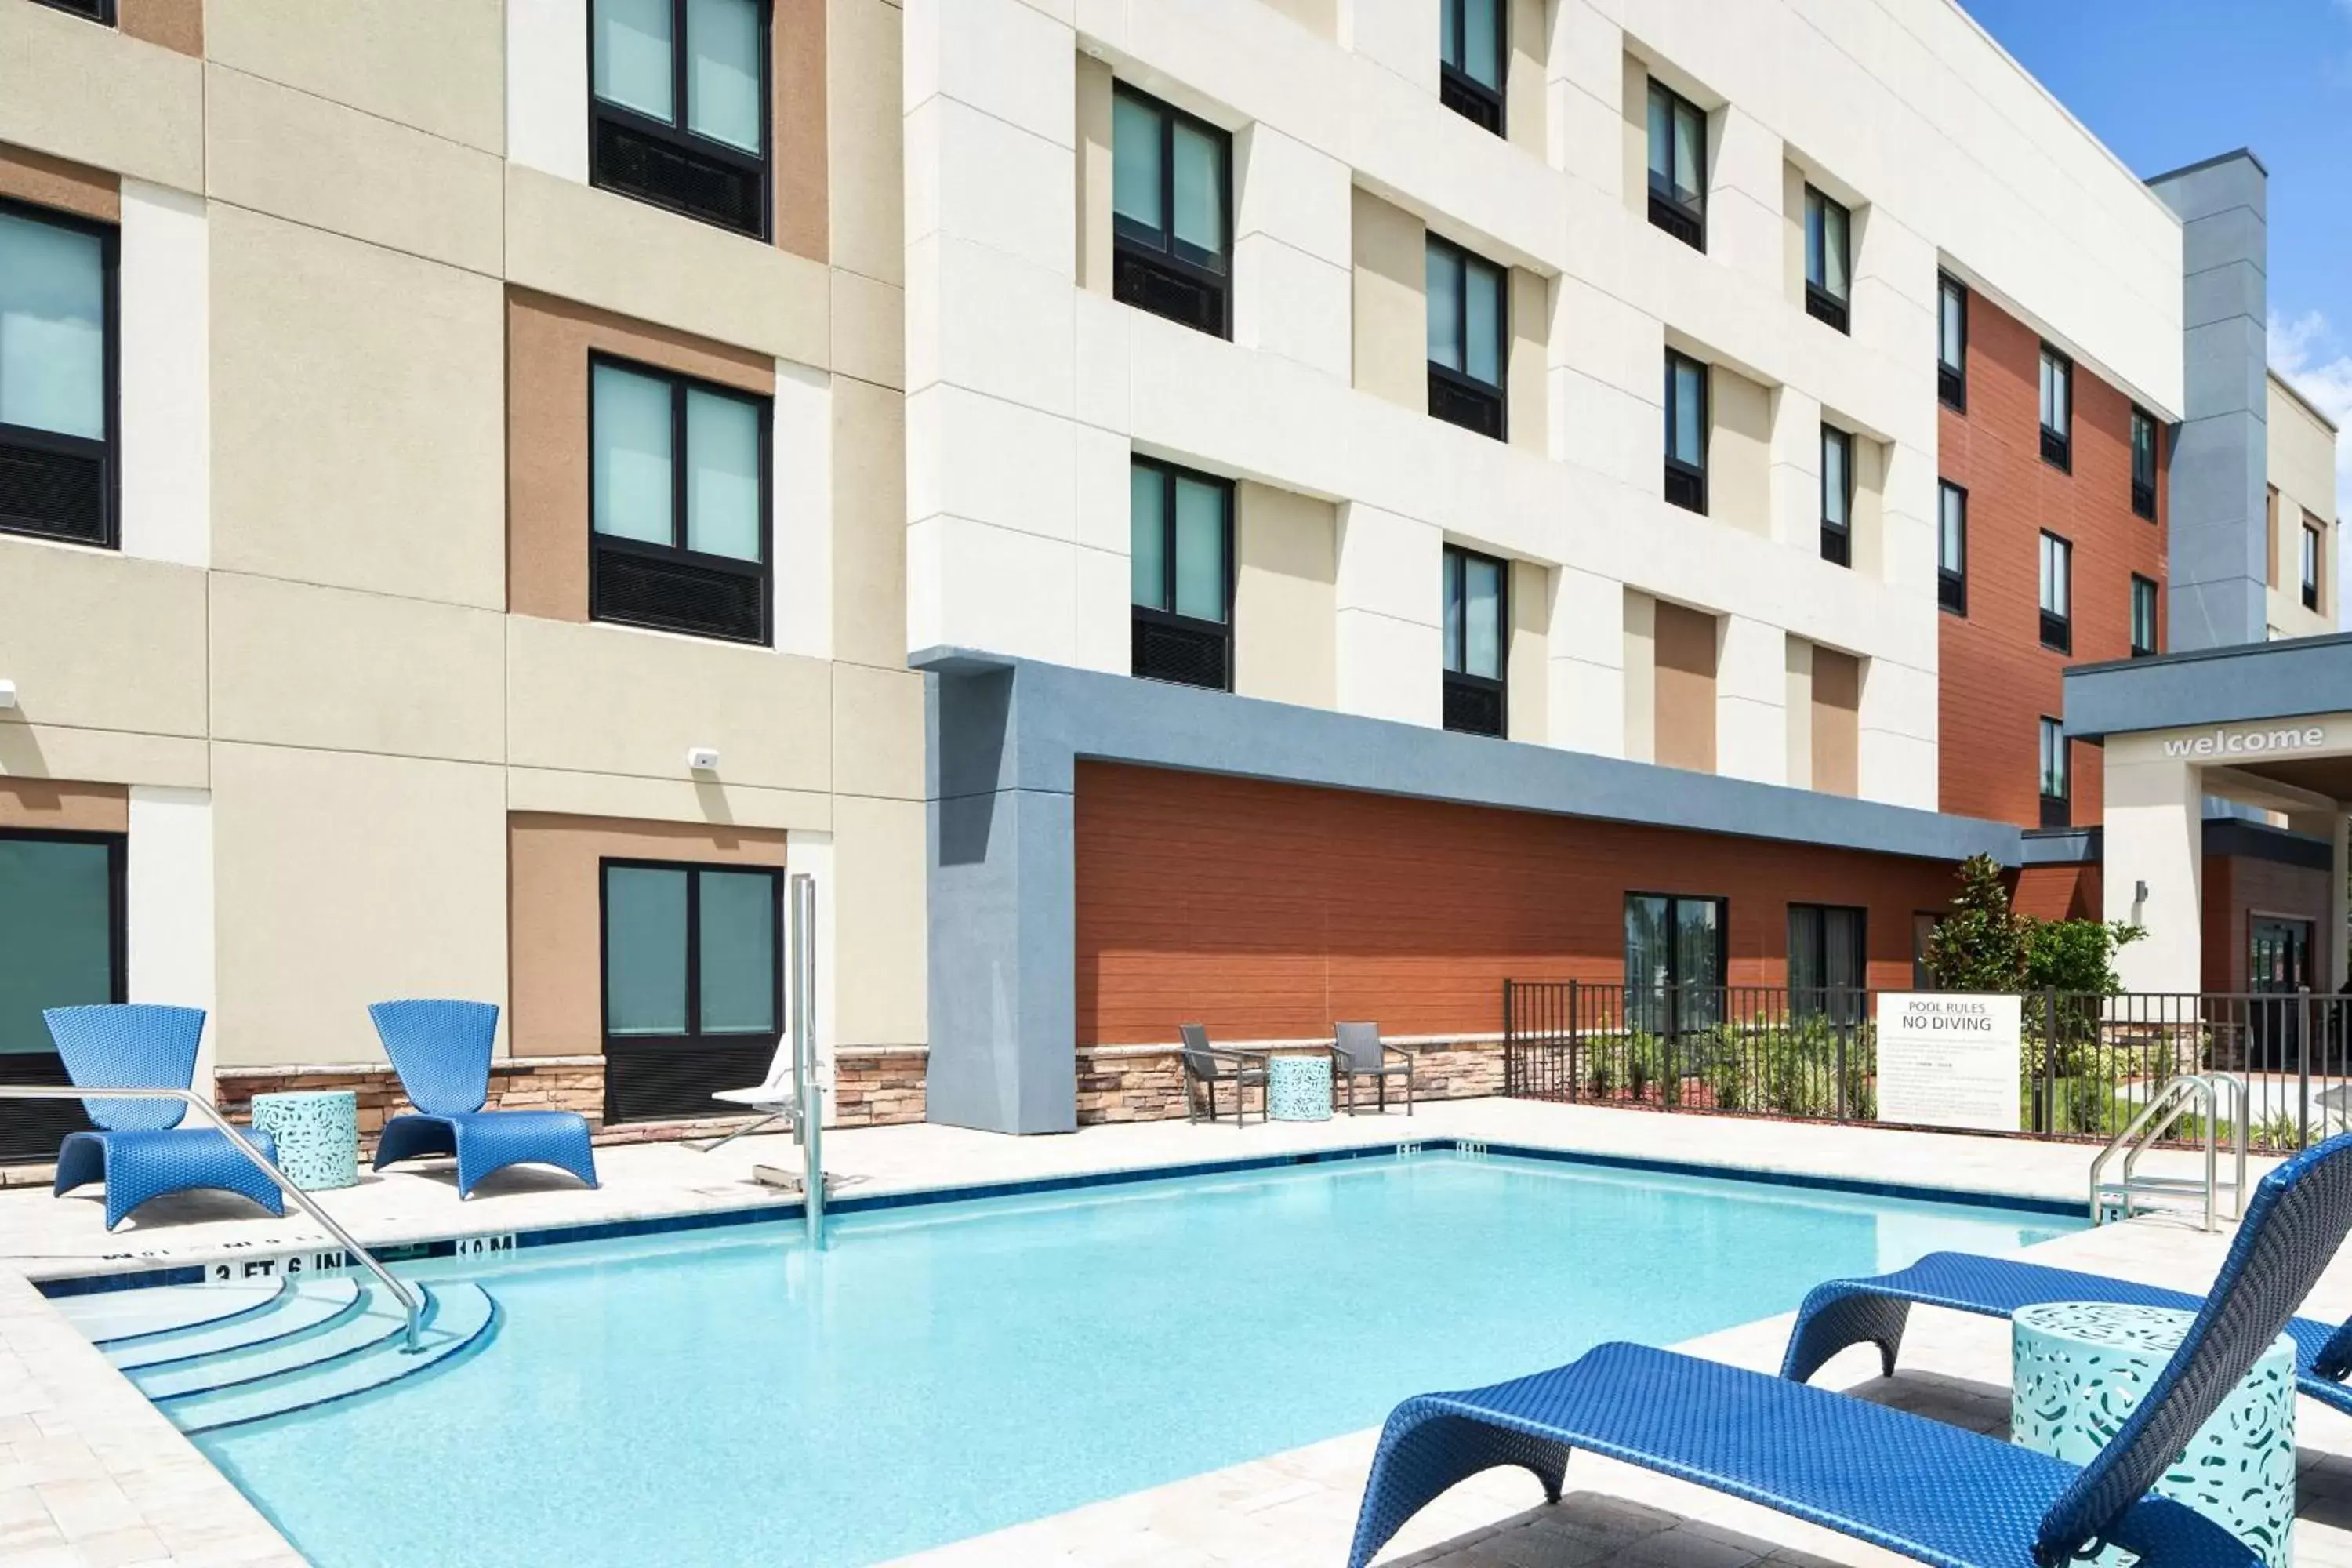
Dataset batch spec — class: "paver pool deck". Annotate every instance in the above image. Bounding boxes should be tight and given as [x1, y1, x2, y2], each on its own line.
[0, 1098, 2337, 1568]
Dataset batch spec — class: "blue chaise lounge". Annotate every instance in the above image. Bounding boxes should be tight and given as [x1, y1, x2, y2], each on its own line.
[369, 999, 599, 1199]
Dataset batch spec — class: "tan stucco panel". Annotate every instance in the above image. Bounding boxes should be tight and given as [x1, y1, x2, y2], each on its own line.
[506, 165, 832, 370]
[1781, 163, 1806, 309]
[204, 63, 504, 276]
[210, 205, 506, 609]
[1507, 559, 1549, 744]
[827, 0, 903, 286]
[0, 141, 118, 223]
[1260, 0, 1335, 35]
[508, 812, 789, 1059]
[1619, 56, 1646, 219]
[1505, 0, 1546, 159]
[829, 267, 905, 390]
[118, 0, 202, 56]
[1234, 482, 1338, 710]
[1784, 637, 1813, 789]
[506, 768, 833, 834]
[1653, 600, 1718, 775]
[211, 742, 508, 1068]
[506, 288, 777, 626]
[0, 541, 206, 740]
[1352, 189, 1428, 412]
[0, 2, 203, 193]
[1710, 365, 1773, 536]
[1508, 269, 1548, 456]
[0, 779, 127, 834]
[774, 0, 829, 264]
[0, 727, 207, 791]
[1810, 647, 1860, 797]
[831, 794, 927, 1048]
[831, 662, 926, 802]
[1075, 53, 1114, 296]
[1851, 434, 1887, 579]
[208, 572, 507, 764]
[1622, 588, 1656, 764]
[830, 374, 908, 670]
[506, 615, 833, 794]
[203, 0, 504, 153]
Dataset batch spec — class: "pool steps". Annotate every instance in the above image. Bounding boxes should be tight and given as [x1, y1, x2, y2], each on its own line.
[54, 1276, 498, 1435]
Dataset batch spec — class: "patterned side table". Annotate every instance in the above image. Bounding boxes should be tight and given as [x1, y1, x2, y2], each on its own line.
[2013, 1301, 2295, 1568]
[1267, 1056, 1333, 1123]
[248, 1091, 361, 1192]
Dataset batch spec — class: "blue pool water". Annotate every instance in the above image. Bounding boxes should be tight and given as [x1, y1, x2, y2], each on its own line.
[198, 1153, 2077, 1567]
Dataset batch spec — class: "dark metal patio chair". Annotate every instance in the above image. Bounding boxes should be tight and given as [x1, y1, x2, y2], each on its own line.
[1330, 1022, 1414, 1116]
[1179, 1023, 1268, 1127]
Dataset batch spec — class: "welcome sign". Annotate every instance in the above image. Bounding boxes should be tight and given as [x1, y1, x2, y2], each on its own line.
[2161, 724, 2330, 760]
[1875, 993, 2021, 1133]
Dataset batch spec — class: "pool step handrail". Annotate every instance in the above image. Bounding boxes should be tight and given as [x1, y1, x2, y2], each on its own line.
[2089, 1070, 2249, 1232]
[0, 1083, 424, 1352]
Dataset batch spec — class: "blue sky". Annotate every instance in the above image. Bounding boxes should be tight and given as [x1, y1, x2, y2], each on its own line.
[1963, 0, 2351, 606]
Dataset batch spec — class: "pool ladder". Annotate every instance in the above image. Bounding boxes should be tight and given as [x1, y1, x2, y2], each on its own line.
[2089, 1072, 2249, 1232]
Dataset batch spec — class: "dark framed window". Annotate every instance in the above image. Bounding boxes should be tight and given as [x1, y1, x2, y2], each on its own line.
[0, 830, 124, 1164]
[589, 0, 771, 239]
[2038, 344, 2071, 471]
[589, 354, 771, 645]
[1937, 481, 1966, 616]
[1111, 85, 1230, 339]
[1441, 544, 1507, 737]
[1624, 892, 1726, 1039]
[31, 0, 114, 21]
[1802, 186, 1850, 334]
[1130, 456, 1232, 691]
[1788, 904, 1865, 1024]
[1645, 80, 1706, 251]
[1819, 425, 1852, 568]
[601, 859, 782, 1124]
[1426, 236, 1506, 441]
[1439, 0, 1504, 135]
[2130, 405, 2158, 520]
[1936, 272, 1966, 411]
[1663, 349, 1708, 514]
[0, 198, 118, 549]
[2038, 717, 2069, 829]
[2131, 574, 2158, 658]
[2038, 531, 2071, 653]
[2304, 522, 2323, 614]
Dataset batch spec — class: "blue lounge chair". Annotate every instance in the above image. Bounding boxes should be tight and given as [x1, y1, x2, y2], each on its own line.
[368, 1000, 599, 1199]
[1348, 1132, 2352, 1568]
[48, 1004, 286, 1232]
[1780, 1250, 2352, 1415]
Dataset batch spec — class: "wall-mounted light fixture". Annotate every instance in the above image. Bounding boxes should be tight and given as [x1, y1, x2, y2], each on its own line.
[0, 679, 16, 710]
[687, 746, 720, 772]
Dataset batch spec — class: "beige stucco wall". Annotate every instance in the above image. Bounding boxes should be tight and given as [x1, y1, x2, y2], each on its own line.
[2268, 371, 2341, 637]
[1234, 483, 1339, 710]
[1619, 55, 1647, 223]
[1076, 52, 1114, 294]
[1784, 637, 1813, 789]
[1710, 364, 1773, 536]
[1508, 560, 1549, 744]
[1622, 589, 1657, 764]
[1505, 0, 1546, 159]
[1508, 269, 1548, 456]
[1352, 187, 1426, 412]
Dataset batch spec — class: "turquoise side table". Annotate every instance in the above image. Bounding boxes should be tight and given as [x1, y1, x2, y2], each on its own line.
[249, 1090, 361, 1192]
[2013, 1301, 2296, 1568]
[1267, 1056, 1333, 1122]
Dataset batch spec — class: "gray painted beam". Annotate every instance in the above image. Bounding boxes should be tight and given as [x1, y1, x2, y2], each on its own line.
[2065, 633, 2352, 739]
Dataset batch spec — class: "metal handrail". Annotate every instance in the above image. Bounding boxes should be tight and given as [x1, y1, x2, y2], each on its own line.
[2089, 1071, 2249, 1232]
[2, 1085, 423, 1352]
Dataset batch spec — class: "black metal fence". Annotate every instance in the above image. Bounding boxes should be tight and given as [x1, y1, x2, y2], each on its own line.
[1501, 982, 2352, 1153]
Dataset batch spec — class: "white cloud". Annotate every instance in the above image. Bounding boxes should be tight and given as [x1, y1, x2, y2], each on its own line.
[2270, 309, 2352, 629]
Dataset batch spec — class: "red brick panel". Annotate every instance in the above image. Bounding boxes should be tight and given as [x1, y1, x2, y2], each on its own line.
[1074, 762, 1964, 1045]
[1938, 292, 2167, 828]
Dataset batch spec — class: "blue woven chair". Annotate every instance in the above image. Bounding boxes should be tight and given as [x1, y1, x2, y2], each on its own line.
[1781, 1249, 2352, 1414]
[47, 1004, 285, 1232]
[1348, 1132, 2352, 1568]
[368, 1000, 598, 1199]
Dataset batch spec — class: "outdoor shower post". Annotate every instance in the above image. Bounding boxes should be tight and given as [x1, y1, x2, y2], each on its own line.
[789, 871, 824, 1248]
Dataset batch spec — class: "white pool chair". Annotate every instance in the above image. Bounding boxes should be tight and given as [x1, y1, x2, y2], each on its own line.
[693, 1040, 800, 1153]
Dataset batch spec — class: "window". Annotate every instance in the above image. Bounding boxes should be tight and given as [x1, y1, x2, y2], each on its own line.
[1788, 904, 1865, 1024]
[1936, 273, 1966, 411]
[1645, 81, 1707, 251]
[1624, 893, 1726, 1038]
[0, 831, 122, 1164]
[1937, 481, 1967, 616]
[1802, 186, 1850, 334]
[1425, 237, 1506, 441]
[2038, 345, 2071, 470]
[2038, 717, 2069, 829]
[1663, 350, 1708, 514]
[2304, 521, 2323, 614]
[1441, 545, 1507, 737]
[1819, 425, 1853, 568]
[1439, 0, 1504, 135]
[2131, 575, 2158, 658]
[2130, 406, 2158, 520]
[590, 0, 769, 238]
[2038, 531, 2071, 653]
[0, 201, 116, 548]
[1130, 457, 1232, 691]
[31, 0, 113, 21]
[601, 860, 781, 1123]
[1111, 85, 1230, 339]
[590, 355, 770, 645]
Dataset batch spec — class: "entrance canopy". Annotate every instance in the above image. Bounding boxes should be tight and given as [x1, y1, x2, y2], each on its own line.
[2065, 634, 2352, 993]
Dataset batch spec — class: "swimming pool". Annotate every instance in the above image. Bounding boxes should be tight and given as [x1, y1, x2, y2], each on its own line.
[168, 1151, 2074, 1566]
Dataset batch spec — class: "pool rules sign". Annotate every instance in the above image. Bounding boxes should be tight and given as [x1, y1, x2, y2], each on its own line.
[1875, 993, 2022, 1133]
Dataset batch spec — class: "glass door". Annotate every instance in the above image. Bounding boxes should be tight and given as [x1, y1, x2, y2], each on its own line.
[0, 832, 122, 1163]
[2249, 917, 2314, 1071]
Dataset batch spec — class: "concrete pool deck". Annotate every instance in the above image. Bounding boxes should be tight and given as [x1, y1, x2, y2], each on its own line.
[0, 1099, 2325, 1566]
